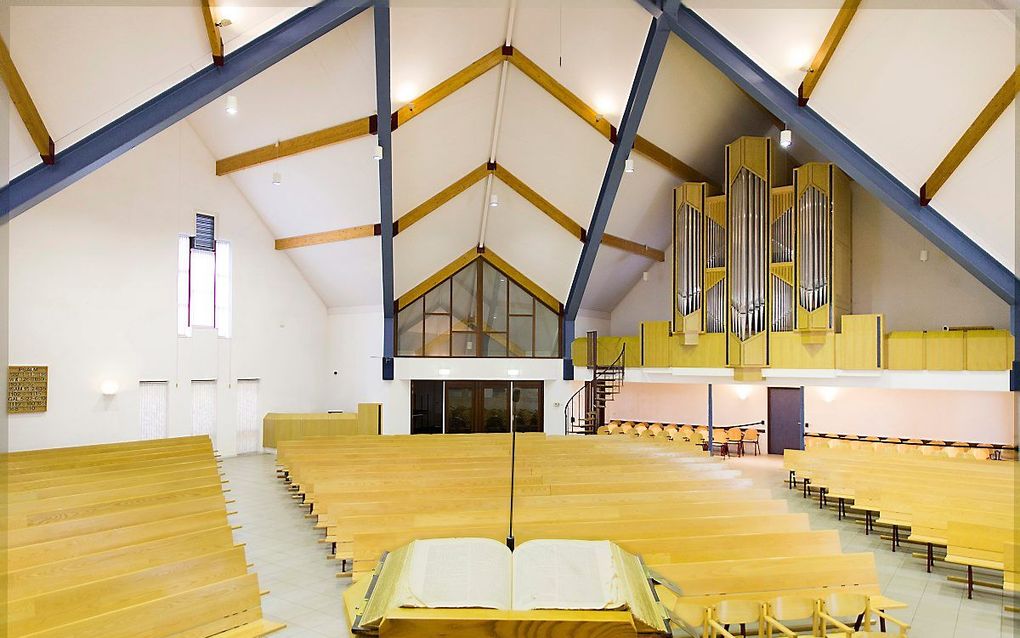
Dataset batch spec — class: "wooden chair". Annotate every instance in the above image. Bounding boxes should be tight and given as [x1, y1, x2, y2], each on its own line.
[713, 430, 730, 457]
[679, 425, 695, 439]
[817, 593, 909, 637]
[763, 596, 817, 637]
[663, 424, 678, 434]
[707, 599, 764, 638]
[727, 428, 745, 457]
[596, 426, 611, 436]
[742, 429, 761, 456]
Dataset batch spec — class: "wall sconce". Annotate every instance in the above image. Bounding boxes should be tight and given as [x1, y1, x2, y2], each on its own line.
[100, 380, 120, 396]
[819, 386, 839, 403]
[507, 369, 520, 377]
[734, 385, 752, 400]
[437, 368, 451, 377]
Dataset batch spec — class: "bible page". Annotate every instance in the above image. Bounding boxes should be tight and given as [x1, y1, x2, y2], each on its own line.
[511, 539, 625, 611]
[397, 538, 512, 609]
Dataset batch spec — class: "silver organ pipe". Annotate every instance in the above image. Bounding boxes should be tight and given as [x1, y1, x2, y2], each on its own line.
[728, 167, 768, 342]
[798, 185, 830, 312]
[675, 203, 705, 318]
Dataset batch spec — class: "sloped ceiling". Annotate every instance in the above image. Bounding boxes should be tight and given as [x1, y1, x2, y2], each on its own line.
[8, 0, 1011, 317]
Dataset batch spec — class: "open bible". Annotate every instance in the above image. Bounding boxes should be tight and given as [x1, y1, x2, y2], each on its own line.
[353, 538, 669, 635]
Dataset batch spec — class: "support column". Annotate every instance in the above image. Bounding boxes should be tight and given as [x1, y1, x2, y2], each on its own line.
[374, 0, 395, 381]
[707, 383, 714, 456]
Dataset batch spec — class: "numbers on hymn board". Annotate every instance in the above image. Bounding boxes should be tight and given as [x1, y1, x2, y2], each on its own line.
[8, 365, 48, 414]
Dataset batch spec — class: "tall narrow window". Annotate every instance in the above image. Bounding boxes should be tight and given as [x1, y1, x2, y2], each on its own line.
[139, 381, 168, 440]
[192, 380, 217, 445]
[177, 213, 231, 337]
[236, 379, 260, 454]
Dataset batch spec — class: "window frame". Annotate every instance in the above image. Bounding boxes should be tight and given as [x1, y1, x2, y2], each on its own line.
[395, 258, 562, 359]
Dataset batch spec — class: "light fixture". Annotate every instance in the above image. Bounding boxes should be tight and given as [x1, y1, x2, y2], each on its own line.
[594, 96, 614, 119]
[642, 271, 649, 282]
[216, 18, 232, 28]
[100, 380, 119, 396]
[374, 145, 384, 161]
[272, 172, 281, 186]
[819, 386, 839, 403]
[225, 95, 238, 115]
[788, 45, 813, 71]
[733, 385, 753, 400]
[507, 369, 520, 377]
[437, 368, 451, 377]
[780, 128, 792, 149]
[489, 194, 499, 208]
[920, 249, 929, 262]
[624, 157, 635, 173]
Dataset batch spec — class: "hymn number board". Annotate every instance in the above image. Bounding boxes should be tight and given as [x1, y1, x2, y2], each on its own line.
[8, 365, 48, 414]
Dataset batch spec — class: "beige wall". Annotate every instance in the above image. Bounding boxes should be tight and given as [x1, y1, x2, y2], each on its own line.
[851, 183, 1010, 331]
[606, 382, 1015, 446]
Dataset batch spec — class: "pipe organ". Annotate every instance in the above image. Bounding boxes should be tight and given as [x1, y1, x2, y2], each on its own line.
[671, 138, 853, 379]
[794, 163, 852, 336]
[725, 136, 771, 376]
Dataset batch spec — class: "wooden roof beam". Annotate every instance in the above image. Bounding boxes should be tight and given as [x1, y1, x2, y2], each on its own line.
[201, 0, 225, 66]
[275, 223, 379, 250]
[921, 66, 1019, 206]
[506, 46, 712, 186]
[0, 36, 55, 164]
[798, 0, 861, 106]
[214, 47, 506, 175]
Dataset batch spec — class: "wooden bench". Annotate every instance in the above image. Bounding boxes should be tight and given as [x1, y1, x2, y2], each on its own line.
[2, 435, 283, 638]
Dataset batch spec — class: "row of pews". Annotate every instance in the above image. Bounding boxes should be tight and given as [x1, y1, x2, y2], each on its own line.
[277, 433, 909, 636]
[785, 446, 1017, 601]
[2, 435, 283, 638]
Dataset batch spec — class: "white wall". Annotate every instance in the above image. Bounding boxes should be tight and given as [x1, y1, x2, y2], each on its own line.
[7, 121, 328, 454]
[609, 244, 672, 337]
[325, 307, 582, 436]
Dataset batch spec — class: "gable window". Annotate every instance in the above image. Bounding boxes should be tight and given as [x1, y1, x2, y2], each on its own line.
[178, 213, 231, 338]
[396, 257, 561, 358]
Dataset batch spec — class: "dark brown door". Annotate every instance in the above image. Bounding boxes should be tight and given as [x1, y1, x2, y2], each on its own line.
[768, 387, 803, 454]
[445, 382, 477, 434]
[410, 380, 443, 434]
[512, 381, 543, 432]
[479, 382, 510, 433]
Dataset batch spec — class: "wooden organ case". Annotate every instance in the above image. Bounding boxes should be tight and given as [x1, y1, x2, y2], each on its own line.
[793, 162, 852, 339]
[670, 139, 853, 378]
[725, 136, 772, 379]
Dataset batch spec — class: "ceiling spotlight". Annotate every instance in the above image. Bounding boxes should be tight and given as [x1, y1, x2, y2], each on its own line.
[780, 128, 792, 149]
[374, 145, 384, 161]
[272, 172, 282, 186]
[642, 271, 649, 282]
[225, 95, 238, 115]
[489, 194, 499, 208]
[216, 18, 232, 28]
[624, 157, 635, 173]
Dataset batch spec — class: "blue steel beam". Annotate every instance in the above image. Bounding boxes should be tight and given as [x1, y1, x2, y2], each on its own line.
[561, 3, 673, 379]
[375, 1, 395, 381]
[0, 0, 372, 222]
[637, 1, 1018, 306]
[1012, 304, 1019, 391]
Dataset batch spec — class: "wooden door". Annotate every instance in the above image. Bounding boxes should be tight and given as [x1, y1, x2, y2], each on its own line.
[767, 387, 803, 454]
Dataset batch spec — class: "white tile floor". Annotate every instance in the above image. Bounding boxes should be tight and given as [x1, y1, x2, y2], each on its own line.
[220, 451, 1018, 638]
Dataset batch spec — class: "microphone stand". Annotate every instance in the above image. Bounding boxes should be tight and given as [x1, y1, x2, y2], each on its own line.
[507, 388, 520, 550]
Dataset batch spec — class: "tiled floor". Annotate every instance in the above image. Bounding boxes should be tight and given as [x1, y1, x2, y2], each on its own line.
[220, 451, 1017, 638]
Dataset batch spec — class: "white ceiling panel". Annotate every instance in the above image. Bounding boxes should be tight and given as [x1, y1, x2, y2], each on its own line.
[483, 183, 583, 303]
[511, 0, 650, 128]
[928, 102, 1015, 271]
[582, 246, 652, 313]
[188, 11, 376, 159]
[228, 135, 381, 239]
[606, 152, 676, 247]
[392, 67, 500, 216]
[640, 34, 776, 186]
[393, 179, 485, 298]
[8, 98, 40, 178]
[219, 5, 309, 56]
[288, 238, 382, 308]
[391, 0, 510, 108]
[497, 65, 611, 228]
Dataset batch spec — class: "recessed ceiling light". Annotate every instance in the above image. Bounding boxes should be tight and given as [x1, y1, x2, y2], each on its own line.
[225, 95, 238, 115]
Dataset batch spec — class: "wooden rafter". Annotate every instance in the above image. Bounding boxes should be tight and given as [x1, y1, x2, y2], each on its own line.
[275, 223, 379, 250]
[396, 163, 491, 233]
[798, 0, 861, 106]
[921, 66, 1019, 205]
[201, 0, 225, 66]
[275, 161, 665, 262]
[507, 47, 711, 185]
[216, 117, 373, 176]
[397, 248, 478, 309]
[214, 48, 506, 175]
[213, 44, 708, 186]
[0, 36, 54, 164]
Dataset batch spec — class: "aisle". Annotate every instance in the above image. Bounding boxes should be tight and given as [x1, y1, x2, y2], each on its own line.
[221, 453, 353, 638]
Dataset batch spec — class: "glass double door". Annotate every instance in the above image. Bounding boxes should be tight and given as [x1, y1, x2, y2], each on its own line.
[443, 381, 543, 434]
